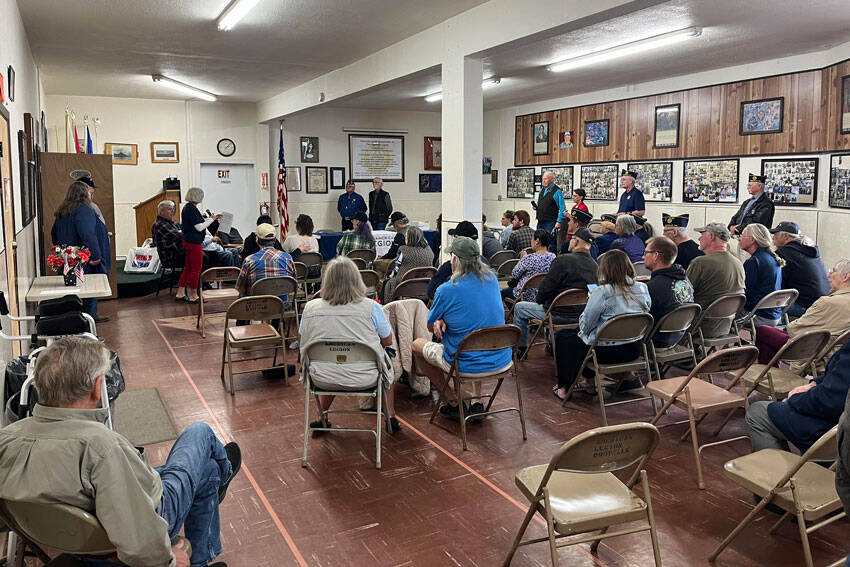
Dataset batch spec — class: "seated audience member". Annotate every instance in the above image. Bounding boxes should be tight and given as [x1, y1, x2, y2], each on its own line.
[502, 229, 555, 303]
[481, 214, 504, 260]
[561, 207, 598, 258]
[283, 213, 320, 255]
[203, 233, 239, 267]
[739, 223, 784, 327]
[235, 223, 295, 297]
[499, 210, 515, 248]
[336, 211, 376, 256]
[0, 336, 241, 567]
[552, 249, 650, 401]
[643, 236, 694, 348]
[596, 218, 618, 255]
[430, 214, 442, 260]
[755, 258, 850, 365]
[375, 211, 410, 279]
[241, 214, 284, 261]
[514, 228, 598, 353]
[686, 223, 745, 337]
[571, 188, 589, 213]
[413, 236, 512, 420]
[610, 214, 645, 263]
[746, 341, 850, 453]
[836, 374, 850, 554]
[299, 256, 400, 432]
[382, 226, 435, 302]
[661, 213, 704, 270]
[427, 221, 487, 299]
[633, 214, 654, 244]
[152, 200, 186, 269]
[506, 210, 534, 254]
[770, 221, 830, 317]
[215, 225, 243, 248]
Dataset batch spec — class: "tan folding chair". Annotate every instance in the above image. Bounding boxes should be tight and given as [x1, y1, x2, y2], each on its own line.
[350, 257, 368, 270]
[505, 272, 548, 320]
[648, 346, 759, 489]
[739, 329, 830, 400]
[359, 269, 380, 299]
[632, 261, 652, 276]
[298, 251, 324, 291]
[250, 275, 300, 346]
[503, 422, 662, 567]
[489, 249, 516, 268]
[565, 313, 655, 426]
[810, 327, 850, 376]
[301, 340, 389, 469]
[737, 288, 798, 342]
[588, 220, 603, 234]
[647, 303, 701, 381]
[292, 261, 310, 311]
[392, 277, 430, 303]
[219, 295, 286, 395]
[691, 293, 746, 355]
[522, 247, 534, 256]
[709, 426, 845, 567]
[196, 266, 240, 338]
[522, 289, 587, 361]
[401, 265, 437, 282]
[429, 325, 526, 450]
[346, 248, 376, 264]
[497, 258, 520, 282]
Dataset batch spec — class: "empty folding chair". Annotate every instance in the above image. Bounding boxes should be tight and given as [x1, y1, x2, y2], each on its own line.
[489, 249, 516, 269]
[298, 251, 324, 291]
[647, 303, 701, 381]
[391, 278, 430, 303]
[196, 267, 241, 338]
[739, 329, 830, 400]
[632, 261, 652, 276]
[691, 293, 746, 356]
[350, 257, 368, 270]
[346, 248, 376, 264]
[401, 266, 437, 282]
[497, 258, 520, 283]
[359, 270, 380, 299]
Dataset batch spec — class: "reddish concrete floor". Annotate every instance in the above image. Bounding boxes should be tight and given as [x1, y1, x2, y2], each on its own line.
[94, 295, 848, 567]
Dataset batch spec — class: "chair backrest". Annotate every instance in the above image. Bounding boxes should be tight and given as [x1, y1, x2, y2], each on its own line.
[751, 288, 798, 312]
[249, 275, 298, 297]
[697, 293, 746, 325]
[549, 288, 589, 311]
[348, 257, 366, 270]
[225, 295, 284, 322]
[456, 325, 521, 353]
[0, 500, 114, 555]
[402, 266, 437, 282]
[293, 261, 308, 280]
[522, 247, 534, 256]
[347, 248, 376, 262]
[304, 340, 378, 364]
[489, 250, 516, 268]
[632, 261, 652, 276]
[691, 345, 760, 392]
[360, 269, 379, 289]
[497, 258, 520, 277]
[817, 327, 850, 363]
[588, 220, 603, 234]
[392, 278, 430, 301]
[594, 312, 654, 345]
[200, 266, 240, 283]
[514, 271, 547, 298]
[651, 303, 701, 339]
[801, 425, 839, 463]
[771, 329, 831, 365]
[550, 422, 660, 474]
[298, 251, 323, 267]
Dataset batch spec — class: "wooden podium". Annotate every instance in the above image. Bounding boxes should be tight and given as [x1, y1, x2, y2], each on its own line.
[134, 190, 182, 246]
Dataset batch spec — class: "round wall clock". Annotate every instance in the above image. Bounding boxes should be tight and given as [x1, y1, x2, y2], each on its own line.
[217, 138, 236, 157]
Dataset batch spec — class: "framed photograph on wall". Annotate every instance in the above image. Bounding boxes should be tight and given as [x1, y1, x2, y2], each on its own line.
[507, 167, 535, 199]
[740, 97, 784, 135]
[300, 136, 319, 163]
[424, 136, 441, 170]
[627, 162, 673, 202]
[841, 75, 850, 135]
[532, 121, 549, 155]
[150, 141, 179, 163]
[829, 153, 850, 210]
[306, 166, 328, 194]
[683, 159, 739, 203]
[330, 167, 345, 189]
[761, 158, 818, 206]
[579, 164, 618, 200]
[549, 166, 573, 198]
[419, 173, 442, 193]
[558, 130, 574, 149]
[583, 119, 609, 147]
[105, 143, 138, 165]
[653, 104, 680, 148]
[491, 170, 498, 183]
[285, 166, 301, 192]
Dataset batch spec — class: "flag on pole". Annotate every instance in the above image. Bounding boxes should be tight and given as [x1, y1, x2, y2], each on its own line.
[276, 125, 289, 239]
[86, 125, 93, 154]
[73, 126, 81, 154]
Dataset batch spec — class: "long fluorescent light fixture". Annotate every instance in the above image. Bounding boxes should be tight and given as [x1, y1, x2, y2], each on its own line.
[548, 26, 702, 73]
[152, 74, 217, 101]
[424, 77, 501, 102]
[217, 0, 260, 31]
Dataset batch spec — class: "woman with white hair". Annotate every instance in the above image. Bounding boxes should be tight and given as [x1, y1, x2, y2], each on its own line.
[299, 256, 399, 432]
[739, 223, 785, 327]
[178, 187, 221, 303]
[610, 214, 645, 262]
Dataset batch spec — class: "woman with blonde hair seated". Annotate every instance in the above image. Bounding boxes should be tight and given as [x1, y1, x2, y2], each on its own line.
[739, 223, 785, 327]
[299, 256, 400, 432]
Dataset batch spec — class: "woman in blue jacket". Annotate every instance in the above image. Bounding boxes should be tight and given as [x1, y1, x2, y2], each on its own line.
[51, 181, 111, 322]
[739, 223, 784, 326]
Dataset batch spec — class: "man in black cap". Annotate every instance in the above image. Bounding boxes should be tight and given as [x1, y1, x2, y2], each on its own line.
[427, 221, 487, 299]
[561, 207, 598, 259]
[662, 213, 704, 270]
[616, 169, 645, 217]
[770, 221, 830, 317]
[728, 173, 775, 236]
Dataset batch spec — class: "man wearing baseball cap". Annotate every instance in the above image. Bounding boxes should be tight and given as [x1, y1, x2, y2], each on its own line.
[427, 220, 487, 299]
[771, 221, 830, 317]
[728, 173, 775, 236]
[686, 222, 745, 337]
[236, 222, 295, 298]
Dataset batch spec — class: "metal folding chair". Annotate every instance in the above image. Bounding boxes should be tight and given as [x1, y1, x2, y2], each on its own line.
[737, 288, 798, 342]
[647, 303, 701, 381]
[391, 278, 430, 303]
[359, 270, 380, 299]
[196, 267, 240, 338]
[489, 249, 516, 269]
[809, 327, 850, 376]
[505, 272, 548, 321]
[632, 261, 651, 276]
[522, 289, 587, 361]
[346, 248, 376, 264]
[691, 293, 746, 356]
[350, 257, 368, 270]
[739, 329, 830, 400]
[497, 259, 520, 282]
[401, 266, 437, 282]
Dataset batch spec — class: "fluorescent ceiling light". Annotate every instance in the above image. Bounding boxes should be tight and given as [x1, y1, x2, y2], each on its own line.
[217, 0, 261, 31]
[424, 77, 501, 102]
[548, 26, 702, 73]
[152, 74, 217, 101]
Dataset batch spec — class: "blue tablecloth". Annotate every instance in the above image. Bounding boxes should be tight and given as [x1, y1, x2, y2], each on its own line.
[316, 230, 437, 261]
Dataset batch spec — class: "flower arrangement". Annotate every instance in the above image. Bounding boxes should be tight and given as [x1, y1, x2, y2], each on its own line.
[47, 245, 91, 285]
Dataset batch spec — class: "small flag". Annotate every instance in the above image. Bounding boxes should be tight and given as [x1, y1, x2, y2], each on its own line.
[73, 126, 81, 154]
[86, 125, 93, 154]
[276, 126, 289, 238]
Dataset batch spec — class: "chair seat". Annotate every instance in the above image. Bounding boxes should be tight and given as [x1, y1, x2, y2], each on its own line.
[741, 366, 807, 399]
[723, 449, 842, 521]
[654, 343, 694, 363]
[693, 333, 738, 347]
[227, 324, 279, 341]
[515, 465, 647, 534]
[201, 288, 239, 300]
[646, 377, 744, 412]
[596, 358, 648, 375]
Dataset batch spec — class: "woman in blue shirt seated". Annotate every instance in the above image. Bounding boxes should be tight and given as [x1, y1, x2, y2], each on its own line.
[739, 223, 784, 327]
[553, 249, 651, 401]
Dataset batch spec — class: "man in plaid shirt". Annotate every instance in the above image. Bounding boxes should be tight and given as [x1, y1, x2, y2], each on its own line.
[151, 200, 185, 268]
[506, 210, 534, 253]
[236, 223, 295, 299]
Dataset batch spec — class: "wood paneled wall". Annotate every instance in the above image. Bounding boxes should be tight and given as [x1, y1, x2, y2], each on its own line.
[515, 59, 850, 166]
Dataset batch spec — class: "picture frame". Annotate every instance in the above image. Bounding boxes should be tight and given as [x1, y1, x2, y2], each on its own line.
[105, 143, 138, 165]
[761, 158, 818, 206]
[419, 173, 442, 193]
[828, 153, 850, 210]
[626, 162, 673, 202]
[285, 166, 301, 192]
[579, 164, 618, 200]
[491, 170, 498, 184]
[558, 130, 574, 149]
[424, 136, 441, 170]
[532, 121, 549, 155]
[653, 104, 680, 149]
[507, 167, 535, 199]
[349, 134, 405, 181]
[330, 167, 345, 190]
[300, 136, 319, 163]
[583, 119, 609, 147]
[482, 156, 492, 174]
[150, 141, 179, 163]
[305, 166, 328, 194]
[549, 166, 573, 198]
[17, 130, 34, 227]
[682, 159, 740, 203]
[841, 75, 850, 135]
[740, 97, 784, 135]
[7, 66, 14, 103]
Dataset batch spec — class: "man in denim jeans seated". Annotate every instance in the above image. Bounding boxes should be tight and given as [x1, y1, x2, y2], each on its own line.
[0, 337, 241, 567]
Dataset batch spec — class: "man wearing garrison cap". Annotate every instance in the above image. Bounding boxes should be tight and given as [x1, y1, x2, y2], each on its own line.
[728, 173, 775, 236]
[562, 207, 598, 259]
[616, 169, 645, 217]
[662, 213, 704, 270]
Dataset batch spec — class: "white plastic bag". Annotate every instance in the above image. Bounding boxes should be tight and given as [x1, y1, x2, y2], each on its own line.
[124, 240, 160, 274]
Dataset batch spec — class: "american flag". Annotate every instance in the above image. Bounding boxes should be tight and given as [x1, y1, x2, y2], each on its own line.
[277, 127, 289, 238]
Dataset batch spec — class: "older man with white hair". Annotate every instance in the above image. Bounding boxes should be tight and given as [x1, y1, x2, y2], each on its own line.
[661, 213, 704, 270]
[616, 169, 645, 216]
[532, 171, 565, 236]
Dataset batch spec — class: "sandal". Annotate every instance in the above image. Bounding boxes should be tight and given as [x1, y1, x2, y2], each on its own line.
[552, 388, 568, 402]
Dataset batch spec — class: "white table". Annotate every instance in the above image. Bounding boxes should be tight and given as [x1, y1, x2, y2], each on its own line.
[26, 274, 112, 302]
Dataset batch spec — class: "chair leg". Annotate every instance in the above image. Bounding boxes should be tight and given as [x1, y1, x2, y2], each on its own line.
[227, 343, 235, 396]
[220, 335, 228, 383]
[708, 495, 774, 562]
[541, 489, 559, 567]
[684, 389, 704, 489]
[590, 527, 609, 553]
[523, 323, 543, 361]
[791, 479, 815, 567]
[375, 382, 383, 469]
[641, 469, 663, 567]
[302, 381, 311, 468]
[514, 368, 527, 441]
[768, 511, 792, 534]
[502, 501, 539, 567]
[457, 379, 469, 451]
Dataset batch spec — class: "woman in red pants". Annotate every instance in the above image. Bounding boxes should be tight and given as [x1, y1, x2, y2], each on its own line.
[177, 187, 220, 303]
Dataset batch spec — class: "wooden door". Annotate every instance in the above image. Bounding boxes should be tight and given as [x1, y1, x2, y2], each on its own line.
[0, 105, 20, 355]
[39, 154, 117, 299]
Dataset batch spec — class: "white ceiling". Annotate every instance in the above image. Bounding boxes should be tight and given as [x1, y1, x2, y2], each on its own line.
[19, 0, 486, 102]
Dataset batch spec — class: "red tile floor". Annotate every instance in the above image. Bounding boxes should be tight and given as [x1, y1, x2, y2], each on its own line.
[92, 295, 847, 566]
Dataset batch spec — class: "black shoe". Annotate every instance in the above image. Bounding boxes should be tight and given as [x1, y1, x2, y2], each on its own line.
[517, 346, 528, 359]
[218, 442, 242, 503]
[93, 315, 110, 323]
[467, 402, 485, 423]
[262, 365, 298, 379]
[618, 378, 644, 391]
[310, 419, 331, 434]
[439, 403, 466, 423]
[386, 416, 401, 433]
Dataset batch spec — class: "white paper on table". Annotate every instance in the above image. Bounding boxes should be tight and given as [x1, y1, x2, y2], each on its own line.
[217, 212, 234, 235]
[41, 288, 80, 295]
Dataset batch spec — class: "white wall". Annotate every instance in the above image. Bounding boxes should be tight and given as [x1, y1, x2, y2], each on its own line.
[42, 96, 267, 254]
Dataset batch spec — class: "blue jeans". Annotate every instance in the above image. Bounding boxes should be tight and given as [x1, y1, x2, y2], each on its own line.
[513, 301, 546, 348]
[537, 221, 555, 233]
[372, 221, 387, 230]
[83, 297, 98, 318]
[786, 303, 807, 318]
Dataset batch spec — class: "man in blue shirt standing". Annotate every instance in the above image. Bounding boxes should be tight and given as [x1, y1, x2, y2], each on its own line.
[616, 169, 646, 217]
[337, 179, 366, 231]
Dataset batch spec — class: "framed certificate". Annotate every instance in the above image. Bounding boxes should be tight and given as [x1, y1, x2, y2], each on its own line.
[306, 166, 327, 194]
[349, 134, 405, 181]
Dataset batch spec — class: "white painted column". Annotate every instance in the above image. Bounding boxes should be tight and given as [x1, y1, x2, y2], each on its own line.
[441, 56, 483, 255]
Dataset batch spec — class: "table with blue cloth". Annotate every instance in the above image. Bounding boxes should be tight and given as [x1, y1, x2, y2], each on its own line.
[316, 230, 437, 261]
